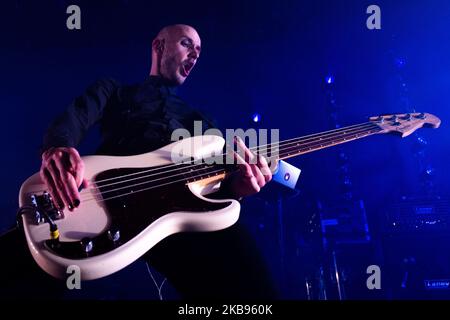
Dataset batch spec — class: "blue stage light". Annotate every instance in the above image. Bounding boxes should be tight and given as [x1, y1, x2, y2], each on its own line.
[395, 58, 406, 68]
[325, 75, 334, 84]
[252, 113, 260, 123]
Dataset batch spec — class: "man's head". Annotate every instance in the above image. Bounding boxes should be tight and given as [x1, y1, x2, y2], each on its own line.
[150, 24, 201, 86]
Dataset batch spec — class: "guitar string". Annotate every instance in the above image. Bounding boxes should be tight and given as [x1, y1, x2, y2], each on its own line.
[37, 123, 380, 202]
[75, 126, 382, 204]
[77, 122, 379, 194]
[86, 121, 378, 187]
[75, 123, 378, 199]
[32, 122, 378, 198]
[78, 128, 381, 204]
[29, 122, 380, 202]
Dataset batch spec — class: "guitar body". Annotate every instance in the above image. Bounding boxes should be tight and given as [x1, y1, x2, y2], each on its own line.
[19, 135, 240, 280]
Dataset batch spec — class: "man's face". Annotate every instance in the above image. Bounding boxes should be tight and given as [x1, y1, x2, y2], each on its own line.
[159, 26, 201, 86]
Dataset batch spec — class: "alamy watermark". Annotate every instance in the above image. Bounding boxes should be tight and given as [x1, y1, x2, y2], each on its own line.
[170, 121, 280, 170]
[366, 264, 381, 290]
[366, 5, 381, 30]
[65, 5, 380, 31]
[66, 5, 81, 30]
[66, 265, 81, 289]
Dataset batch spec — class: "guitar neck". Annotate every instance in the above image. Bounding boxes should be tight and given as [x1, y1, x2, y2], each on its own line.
[185, 122, 384, 184]
[188, 111, 441, 184]
[274, 121, 383, 161]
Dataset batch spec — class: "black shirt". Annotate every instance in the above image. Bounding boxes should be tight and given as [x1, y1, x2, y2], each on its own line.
[43, 76, 215, 156]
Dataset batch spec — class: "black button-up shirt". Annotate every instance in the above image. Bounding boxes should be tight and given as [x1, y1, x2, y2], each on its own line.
[43, 76, 215, 156]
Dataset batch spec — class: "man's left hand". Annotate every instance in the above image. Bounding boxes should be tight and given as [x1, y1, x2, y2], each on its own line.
[225, 137, 273, 199]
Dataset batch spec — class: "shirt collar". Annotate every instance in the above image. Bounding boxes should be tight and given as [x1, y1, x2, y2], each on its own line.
[145, 75, 178, 96]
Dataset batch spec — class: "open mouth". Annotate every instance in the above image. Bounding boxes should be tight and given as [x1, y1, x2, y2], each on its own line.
[181, 61, 194, 77]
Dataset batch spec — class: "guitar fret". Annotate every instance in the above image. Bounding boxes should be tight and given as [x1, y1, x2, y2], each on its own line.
[278, 125, 382, 160]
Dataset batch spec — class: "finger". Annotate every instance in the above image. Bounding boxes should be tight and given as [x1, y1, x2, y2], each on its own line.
[266, 157, 279, 173]
[49, 159, 74, 211]
[80, 178, 89, 191]
[42, 167, 65, 210]
[248, 175, 261, 193]
[66, 148, 85, 188]
[41, 147, 55, 162]
[41, 151, 65, 209]
[249, 164, 266, 188]
[235, 138, 270, 186]
[234, 152, 254, 178]
[257, 155, 272, 183]
[53, 157, 80, 209]
[234, 136, 256, 165]
[235, 151, 261, 192]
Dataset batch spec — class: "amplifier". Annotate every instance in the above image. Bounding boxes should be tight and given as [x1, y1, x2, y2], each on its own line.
[384, 195, 450, 233]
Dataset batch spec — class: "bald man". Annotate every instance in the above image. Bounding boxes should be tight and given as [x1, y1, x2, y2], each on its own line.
[150, 24, 202, 85]
[41, 24, 272, 213]
[31, 24, 277, 299]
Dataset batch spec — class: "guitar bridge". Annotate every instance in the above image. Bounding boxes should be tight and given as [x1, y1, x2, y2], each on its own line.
[30, 192, 64, 225]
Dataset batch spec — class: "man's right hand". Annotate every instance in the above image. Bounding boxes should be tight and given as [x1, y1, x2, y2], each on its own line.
[40, 147, 88, 211]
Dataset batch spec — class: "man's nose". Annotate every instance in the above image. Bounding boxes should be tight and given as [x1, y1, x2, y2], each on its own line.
[188, 49, 199, 60]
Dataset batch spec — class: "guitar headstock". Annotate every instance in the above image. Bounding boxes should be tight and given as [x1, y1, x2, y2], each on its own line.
[369, 112, 441, 137]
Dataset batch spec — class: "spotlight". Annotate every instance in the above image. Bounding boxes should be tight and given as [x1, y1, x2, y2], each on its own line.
[425, 166, 435, 176]
[395, 58, 406, 68]
[252, 113, 261, 123]
[416, 136, 428, 146]
[325, 75, 334, 84]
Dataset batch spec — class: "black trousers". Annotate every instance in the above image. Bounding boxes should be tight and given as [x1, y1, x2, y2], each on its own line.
[143, 221, 278, 300]
[0, 228, 67, 299]
[0, 222, 277, 300]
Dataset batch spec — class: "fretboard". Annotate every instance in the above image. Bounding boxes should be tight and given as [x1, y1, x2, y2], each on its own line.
[277, 121, 382, 160]
[184, 122, 383, 184]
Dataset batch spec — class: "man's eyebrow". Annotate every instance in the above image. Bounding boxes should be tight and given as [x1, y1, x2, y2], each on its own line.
[182, 37, 201, 52]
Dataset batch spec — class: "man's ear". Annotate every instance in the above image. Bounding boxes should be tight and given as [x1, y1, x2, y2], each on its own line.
[152, 39, 165, 53]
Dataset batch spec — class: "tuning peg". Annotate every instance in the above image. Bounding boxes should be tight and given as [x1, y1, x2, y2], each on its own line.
[415, 113, 426, 119]
[402, 113, 412, 121]
[376, 116, 384, 123]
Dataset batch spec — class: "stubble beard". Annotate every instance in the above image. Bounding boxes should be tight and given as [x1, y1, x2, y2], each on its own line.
[161, 55, 184, 86]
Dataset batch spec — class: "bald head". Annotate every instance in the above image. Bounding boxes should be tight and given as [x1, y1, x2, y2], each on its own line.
[150, 24, 201, 86]
[156, 24, 197, 40]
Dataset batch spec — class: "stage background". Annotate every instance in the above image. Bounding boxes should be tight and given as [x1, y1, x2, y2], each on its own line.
[1, 0, 449, 299]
